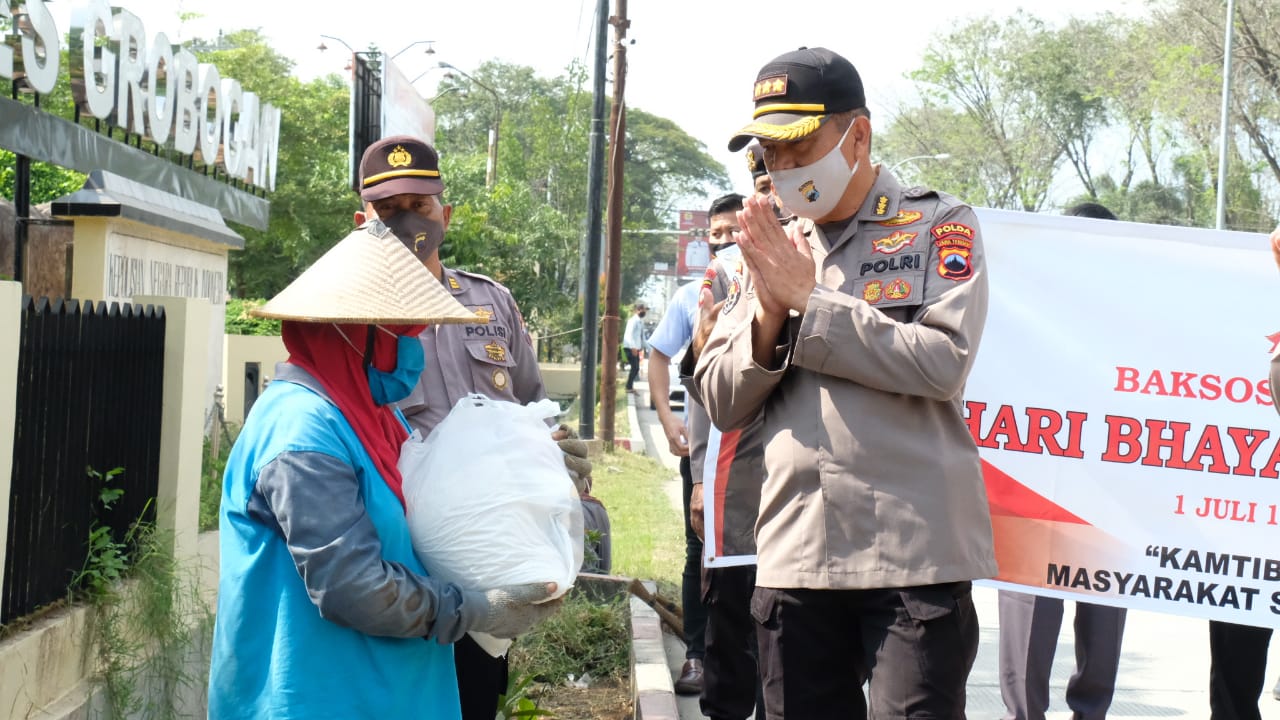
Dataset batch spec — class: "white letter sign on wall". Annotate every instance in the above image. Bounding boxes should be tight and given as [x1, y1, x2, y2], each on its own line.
[17, 1, 61, 95]
[112, 8, 147, 135]
[46, 0, 283, 192]
[70, 0, 117, 121]
[145, 32, 175, 146]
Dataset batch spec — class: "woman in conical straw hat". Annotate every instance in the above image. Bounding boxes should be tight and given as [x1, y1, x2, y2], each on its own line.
[208, 224, 560, 720]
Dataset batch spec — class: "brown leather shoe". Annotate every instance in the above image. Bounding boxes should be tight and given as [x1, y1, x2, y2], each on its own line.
[673, 658, 703, 695]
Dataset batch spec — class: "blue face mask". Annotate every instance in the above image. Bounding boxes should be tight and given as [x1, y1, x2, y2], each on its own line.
[367, 333, 425, 406]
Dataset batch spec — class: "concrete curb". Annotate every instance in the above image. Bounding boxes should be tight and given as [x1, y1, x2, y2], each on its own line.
[622, 391, 645, 454]
[576, 573, 680, 720]
[631, 584, 680, 720]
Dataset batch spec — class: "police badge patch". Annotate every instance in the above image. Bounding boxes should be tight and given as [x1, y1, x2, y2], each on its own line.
[722, 275, 743, 315]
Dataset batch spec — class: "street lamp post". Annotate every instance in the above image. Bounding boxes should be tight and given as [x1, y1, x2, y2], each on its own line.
[438, 61, 501, 190]
[318, 34, 356, 54]
[392, 40, 436, 60]
[888, 153, 952, 174]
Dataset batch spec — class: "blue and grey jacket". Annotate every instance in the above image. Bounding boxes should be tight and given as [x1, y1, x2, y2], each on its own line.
[209, 363, 477, 719]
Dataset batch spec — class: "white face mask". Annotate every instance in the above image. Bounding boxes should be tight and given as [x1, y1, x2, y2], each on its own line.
[769, 120, 860, 220]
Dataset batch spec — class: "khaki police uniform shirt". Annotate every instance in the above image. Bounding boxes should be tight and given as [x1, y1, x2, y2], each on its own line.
[399, 267, 546, 437]
[694, 168, 997, 590]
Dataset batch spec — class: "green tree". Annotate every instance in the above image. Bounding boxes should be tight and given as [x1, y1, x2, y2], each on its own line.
[885, 13, 1065, 211]
[882, 7, 1277, 229]
[191, 30, 353, 297]
[433, 60, 727, 336]
[0, 46, 86, 204]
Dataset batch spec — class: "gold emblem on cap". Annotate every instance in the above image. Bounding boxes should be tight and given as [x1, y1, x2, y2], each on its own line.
[746, 149, 758, 170]
[387, 145, 413, 168]
[492, 369, 508, 390]
[484, 342, 507, 363]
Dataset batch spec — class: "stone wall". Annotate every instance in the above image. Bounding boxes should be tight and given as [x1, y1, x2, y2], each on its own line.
[0, 198, 74, 299]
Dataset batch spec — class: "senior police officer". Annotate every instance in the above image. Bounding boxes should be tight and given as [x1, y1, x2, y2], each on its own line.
[357, 135, 591, 720]
[694, 47, 994, 719]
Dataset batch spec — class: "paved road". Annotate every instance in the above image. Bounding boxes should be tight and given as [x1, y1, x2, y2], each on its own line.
[630, 379, 1280, 719]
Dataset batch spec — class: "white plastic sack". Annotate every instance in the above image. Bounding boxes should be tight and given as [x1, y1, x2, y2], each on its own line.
[400, 394, 584, 656]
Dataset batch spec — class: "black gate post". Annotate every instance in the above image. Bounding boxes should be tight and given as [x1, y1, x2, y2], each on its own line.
[13, 153, 30, 282]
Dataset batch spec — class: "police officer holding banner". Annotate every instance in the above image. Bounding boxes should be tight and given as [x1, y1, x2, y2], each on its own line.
[695, 47, 994, 719]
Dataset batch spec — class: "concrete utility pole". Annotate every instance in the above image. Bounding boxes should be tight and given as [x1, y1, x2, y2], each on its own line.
[578, 0, 609, 440]
[600, 0, 629, 446]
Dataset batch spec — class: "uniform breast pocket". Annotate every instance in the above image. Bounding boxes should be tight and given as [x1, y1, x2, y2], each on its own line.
[855, 270, 926, 321]
[465, 339, 518, 400]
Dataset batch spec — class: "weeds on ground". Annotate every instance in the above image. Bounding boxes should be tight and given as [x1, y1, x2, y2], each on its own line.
[75, 466, 213, 720]
[511, 591, 630, 685]
[199, 425, 237, 532]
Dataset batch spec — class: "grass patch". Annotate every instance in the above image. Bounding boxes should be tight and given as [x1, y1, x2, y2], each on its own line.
[590, 440, 683, 587]
[510, 591, 630, 684]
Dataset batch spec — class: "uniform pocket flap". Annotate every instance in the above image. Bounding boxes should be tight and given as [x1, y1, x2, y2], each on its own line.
[750, 587, 781, 628]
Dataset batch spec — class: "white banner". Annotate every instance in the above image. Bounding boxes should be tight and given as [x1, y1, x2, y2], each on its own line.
[968, 208, 1280, 627]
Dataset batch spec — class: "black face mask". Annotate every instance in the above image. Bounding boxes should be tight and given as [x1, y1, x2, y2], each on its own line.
[638, 311, 647, 318]
[383, 211, 446, 262]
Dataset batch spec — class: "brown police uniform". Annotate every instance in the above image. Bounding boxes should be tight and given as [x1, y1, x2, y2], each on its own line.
[399, 267, 546, 437]
[696, 167, 995, 591]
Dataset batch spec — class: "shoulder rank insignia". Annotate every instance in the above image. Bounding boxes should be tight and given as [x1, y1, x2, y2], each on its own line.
[484, 342, 506, 362]
[873, 195, 890, 217]
[448, 276, 462, 291]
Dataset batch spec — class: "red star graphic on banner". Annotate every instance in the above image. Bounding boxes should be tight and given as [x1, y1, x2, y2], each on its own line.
[1268, 332, 1280, 354]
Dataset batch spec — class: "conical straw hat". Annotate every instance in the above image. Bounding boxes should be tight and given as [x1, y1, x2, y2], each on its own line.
[253, 225, 484, 325]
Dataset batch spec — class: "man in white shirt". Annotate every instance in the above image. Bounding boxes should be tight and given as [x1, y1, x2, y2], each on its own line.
[623, 304, 648, 392]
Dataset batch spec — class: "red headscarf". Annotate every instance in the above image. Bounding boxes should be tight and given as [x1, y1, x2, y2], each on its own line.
[282, 321, 424, 507]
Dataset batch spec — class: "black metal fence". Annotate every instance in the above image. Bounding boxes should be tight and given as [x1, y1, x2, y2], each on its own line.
[2, 297, 166, 625]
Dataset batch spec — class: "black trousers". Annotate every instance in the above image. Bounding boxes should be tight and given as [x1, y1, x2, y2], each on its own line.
[625, 348, 641, 390]
[680, 456, 708, 659]
[1209, 620, 1272, 720]
[753, 582, 978, 720]
[455, 633, 508, 720]
[703, 563, 765, 720]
